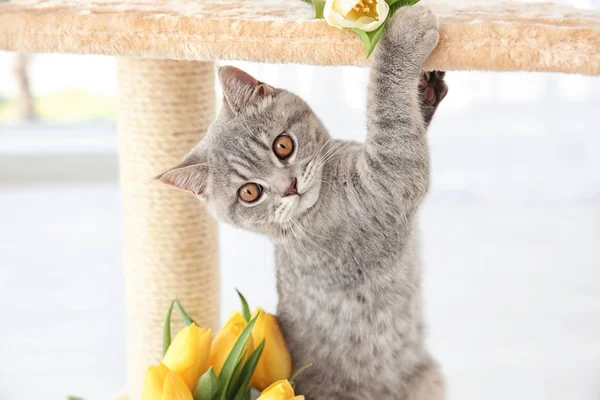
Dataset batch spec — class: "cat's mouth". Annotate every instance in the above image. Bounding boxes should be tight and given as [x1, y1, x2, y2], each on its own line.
[275, 160, 323, 224]
[294, 175, 321, 217]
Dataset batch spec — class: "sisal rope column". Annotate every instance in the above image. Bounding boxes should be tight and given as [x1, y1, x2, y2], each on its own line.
[117, 58, 220, 400]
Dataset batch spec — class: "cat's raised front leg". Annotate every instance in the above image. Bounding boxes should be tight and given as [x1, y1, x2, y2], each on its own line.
[362, 6, 439, 209]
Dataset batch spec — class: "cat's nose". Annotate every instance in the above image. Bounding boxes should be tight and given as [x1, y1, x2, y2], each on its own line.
[283, 178, 298, 197]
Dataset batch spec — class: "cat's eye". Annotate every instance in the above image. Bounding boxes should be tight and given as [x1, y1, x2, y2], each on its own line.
[273, 134, 294, 160]
[238, 182, 263, 203]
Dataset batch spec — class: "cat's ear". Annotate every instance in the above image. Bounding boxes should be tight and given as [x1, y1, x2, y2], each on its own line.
[155, 159, 208, 196]
[218, 66, 275, 115]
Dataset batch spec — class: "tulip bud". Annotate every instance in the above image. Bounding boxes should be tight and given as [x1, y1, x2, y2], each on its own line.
[209, 311, 255, 376]
[163, 323, 212, 390]
[142, 363, 193, 400]
[323, 0, 390, 32]
[250, 308, 292, 391]
[256, 380, 304, 400]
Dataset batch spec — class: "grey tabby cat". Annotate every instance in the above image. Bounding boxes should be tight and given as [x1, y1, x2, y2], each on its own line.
[159, 6, 447, 400]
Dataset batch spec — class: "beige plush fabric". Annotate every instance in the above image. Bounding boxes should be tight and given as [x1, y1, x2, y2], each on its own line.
[0, 0, 598, 73]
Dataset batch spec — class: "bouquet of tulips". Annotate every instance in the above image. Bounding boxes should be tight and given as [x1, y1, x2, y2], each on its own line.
[143, 291, 308, 400]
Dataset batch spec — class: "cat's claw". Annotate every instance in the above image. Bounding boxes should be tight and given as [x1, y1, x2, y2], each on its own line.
[420, 70, 448, 108]
[419, 70, 448, 125]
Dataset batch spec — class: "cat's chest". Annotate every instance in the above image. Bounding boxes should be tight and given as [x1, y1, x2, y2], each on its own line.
[274, 217, 412, 289]
[274, 235, 419, 331]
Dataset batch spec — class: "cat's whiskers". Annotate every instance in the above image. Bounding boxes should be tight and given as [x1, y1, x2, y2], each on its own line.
[291, 217, 334, 256]
[272, 203, 285, 224]
[287, 218, 316, 265]
[316, 137, 333, 159]
[318, 179, 335, 185]
[319, 141, 352, 166]
[281, 222, 301, 279]
[281, 204, 292, 224]
[300, 221, 331, 239]
[284, 203, 297, 223]
[299, 164, 316, 194]
[311, 141, 352, 177]
[316, 140, 343, 166]
[318, 155, 346, 173]
[302, 159, 316, 182]
[322, 139, 350, 161]
[277, 202, 292, 225]
[273, 224, 296, 281]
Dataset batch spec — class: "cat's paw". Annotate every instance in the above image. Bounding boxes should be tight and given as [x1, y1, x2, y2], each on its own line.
[420, 70, 448, 108]
[419, 70, 448, 125]
[386, 5, 439, 64]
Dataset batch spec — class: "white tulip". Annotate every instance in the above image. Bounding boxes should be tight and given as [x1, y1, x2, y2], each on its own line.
[323, 0, 390, 32]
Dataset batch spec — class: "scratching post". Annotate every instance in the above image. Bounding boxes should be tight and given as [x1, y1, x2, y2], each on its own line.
[116, 59, 220, 400]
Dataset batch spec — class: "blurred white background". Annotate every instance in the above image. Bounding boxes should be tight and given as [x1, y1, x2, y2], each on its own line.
[1, 0, 599, 399]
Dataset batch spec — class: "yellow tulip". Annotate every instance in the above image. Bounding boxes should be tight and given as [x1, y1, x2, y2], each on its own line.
[257, 380, 304, 400]
[142, 363, 193, 400]
[163, 323, 212, 390]
[210, 311, 254, 376]
[250, 308, 292, 391]
[143, 363, 170, 400]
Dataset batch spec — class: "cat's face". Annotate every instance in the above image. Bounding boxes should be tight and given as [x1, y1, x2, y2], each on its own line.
[158, 66, 330, 236]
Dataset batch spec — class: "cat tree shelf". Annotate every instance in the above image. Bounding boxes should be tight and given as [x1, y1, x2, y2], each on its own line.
[1, 1, 598, 399]
[1, 0, 599, 74]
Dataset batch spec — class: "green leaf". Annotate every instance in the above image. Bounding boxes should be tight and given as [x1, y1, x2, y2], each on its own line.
[163, 300, 175, 356]
[387, 0, 420, 7]
[220, 351, 246, 400]
[193, 366, 219, 400]
[236, 289, 251, 322]
[289, 363, 314, 386]
[389, 0, 420, 13]
[352, 0, 420, 58]
[217, 313, 259, 399]
[225, 350, 249, 399]
[175, 300, 195, 326]
[310, 0, 326, 19]
[232, 340, 266, 400]
[351, 23, 388, 58]
[367, 24, 387, 57]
